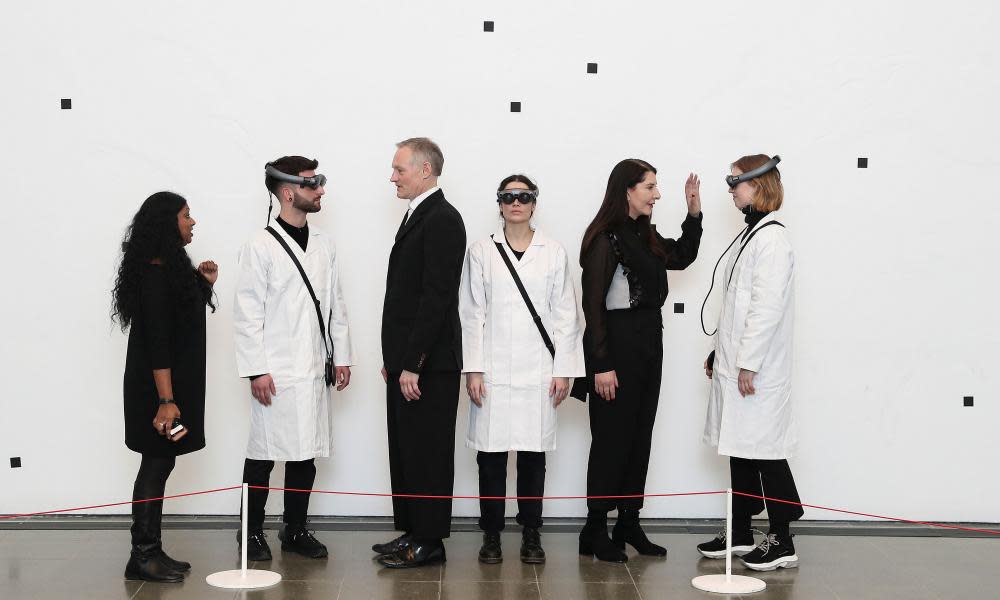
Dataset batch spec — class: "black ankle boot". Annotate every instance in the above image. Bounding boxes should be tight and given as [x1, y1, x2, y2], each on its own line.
[579, 511, 627, 563]
[612, 509, 666, 557]
[125, 544, 184, 583]
[520, 527, 545, 564]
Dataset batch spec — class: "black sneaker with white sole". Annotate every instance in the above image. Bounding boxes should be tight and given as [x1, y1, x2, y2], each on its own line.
[739, 532, 798, 571]
[696, 529, 757, 559]
[237, 529, 272, 562]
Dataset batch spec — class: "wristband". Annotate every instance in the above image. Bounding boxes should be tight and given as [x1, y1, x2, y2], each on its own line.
[158, 398, 175, 405]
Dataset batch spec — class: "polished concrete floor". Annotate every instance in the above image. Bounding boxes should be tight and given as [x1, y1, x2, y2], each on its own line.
[0, 529, 996, 599]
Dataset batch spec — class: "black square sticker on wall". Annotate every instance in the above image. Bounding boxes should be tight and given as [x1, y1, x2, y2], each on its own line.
[857, 157, 868, 168]
[510, 101, 521, 112]
[673, 303, 684, 313]
[484, 21, 494, 32]
[587, 62, 598, 74]
[10, 457, 21, 468]
[964, 396, 974, 407]
[61, 98, 72, 110]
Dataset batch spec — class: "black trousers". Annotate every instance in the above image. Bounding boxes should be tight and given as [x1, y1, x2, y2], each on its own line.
[730, 457, 804, 533]
[386, 370, 460, 541]
[131, 454, 176, 551]
[242, 458, 317, 533]
[586, 309, 663, 513]
[477, 451, 545, 532]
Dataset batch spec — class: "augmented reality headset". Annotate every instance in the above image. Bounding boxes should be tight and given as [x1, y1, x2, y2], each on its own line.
[265, 163, 327, 189]
[497, 189, 538, 204]
[725, 155, 781, 189]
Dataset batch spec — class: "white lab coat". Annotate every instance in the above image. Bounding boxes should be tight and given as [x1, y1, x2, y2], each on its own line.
[703, 215, 796, 460]
[233, 223, 355, 461]
[460, 225, 585, 452]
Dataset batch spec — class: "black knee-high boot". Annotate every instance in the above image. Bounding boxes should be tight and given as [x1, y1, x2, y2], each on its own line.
[125, 455, 184, 582]
[579, 510, 627, 563]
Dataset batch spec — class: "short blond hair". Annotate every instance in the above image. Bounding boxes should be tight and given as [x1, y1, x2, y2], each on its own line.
[733, 154, 783, 212]
[396, 137, 444, 176]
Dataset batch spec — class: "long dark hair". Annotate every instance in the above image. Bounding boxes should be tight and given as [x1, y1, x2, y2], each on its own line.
[111, 191, 215, 331]
[580, 159, 666, 265]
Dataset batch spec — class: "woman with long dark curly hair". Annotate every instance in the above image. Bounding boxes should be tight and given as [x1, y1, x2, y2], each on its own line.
[112, 191, 217, 582]
[577, 159, 702, 562]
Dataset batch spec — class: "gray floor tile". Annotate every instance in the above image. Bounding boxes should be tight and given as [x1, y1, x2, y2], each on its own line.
[441, 581, 541, 600]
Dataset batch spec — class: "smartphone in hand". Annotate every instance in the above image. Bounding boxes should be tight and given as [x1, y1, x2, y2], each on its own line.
[169, 418, 188, 442]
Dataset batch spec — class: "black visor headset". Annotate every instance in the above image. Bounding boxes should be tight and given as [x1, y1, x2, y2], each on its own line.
[265, 163, 327, 189]
[725, 155, 781, 189]
[497, 189, 538, 205]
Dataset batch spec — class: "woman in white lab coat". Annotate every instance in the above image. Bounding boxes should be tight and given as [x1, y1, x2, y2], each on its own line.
[699, 154, 803, 571]
[460, 174, 585, 565]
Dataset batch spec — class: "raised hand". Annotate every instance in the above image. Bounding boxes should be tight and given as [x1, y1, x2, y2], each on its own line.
[198, 260, 219, 285]
[684, 173, 701, 216]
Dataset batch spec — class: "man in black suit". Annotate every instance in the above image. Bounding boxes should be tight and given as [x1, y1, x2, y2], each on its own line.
[374, 137, 467, 568]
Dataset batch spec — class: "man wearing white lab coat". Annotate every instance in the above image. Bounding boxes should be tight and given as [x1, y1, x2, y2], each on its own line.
[700, 154, 802, 571]
[233, 155, 355, 562]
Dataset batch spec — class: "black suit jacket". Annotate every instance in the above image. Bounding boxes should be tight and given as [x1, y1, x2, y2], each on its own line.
[381, 189, 467, 373]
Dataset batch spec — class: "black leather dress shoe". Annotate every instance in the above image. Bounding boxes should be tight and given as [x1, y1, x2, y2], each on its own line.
[372, 533, 411, 556]
[377, 541, 446, 569]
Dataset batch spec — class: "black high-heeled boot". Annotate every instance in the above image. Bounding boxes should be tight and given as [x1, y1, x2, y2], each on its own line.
[579, 511, 627, 563]
[612, 509, 666, 556]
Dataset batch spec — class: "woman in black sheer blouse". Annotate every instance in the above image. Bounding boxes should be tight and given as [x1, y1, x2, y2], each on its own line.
[112, 191, 217, 582]
[577, 159, 703, 562]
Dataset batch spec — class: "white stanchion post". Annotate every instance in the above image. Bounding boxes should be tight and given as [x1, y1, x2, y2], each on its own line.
[241, 483, 248, 578]
[691, 488, 766, 595]
[725, 486, 733, 582]
[206, 483, 282, 590]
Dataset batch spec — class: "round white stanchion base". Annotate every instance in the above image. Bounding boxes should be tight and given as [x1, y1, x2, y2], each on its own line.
[206, 569, 282, 590]
[692, 574, 766, 594]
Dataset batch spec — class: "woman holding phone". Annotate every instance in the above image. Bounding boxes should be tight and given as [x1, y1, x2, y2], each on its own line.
[112, 191, 217, 582]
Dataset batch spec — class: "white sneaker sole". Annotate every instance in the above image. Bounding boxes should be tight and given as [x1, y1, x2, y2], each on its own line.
[740, 554, 799, 571]
[698, 545, 755, 559]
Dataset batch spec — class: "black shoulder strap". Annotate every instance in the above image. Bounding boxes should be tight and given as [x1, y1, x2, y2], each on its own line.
[726, 221, 785, 288]
[491, 237, 555, 358]
[266, 226, 332, 359]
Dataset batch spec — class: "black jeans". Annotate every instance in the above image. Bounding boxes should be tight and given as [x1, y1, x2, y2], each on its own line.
[242, 458, 317, 533]
[586, 309, 663, 513]
[730, 456, 804, 533]
[477, 451, 545, 532]
[131, 454, 176, 553]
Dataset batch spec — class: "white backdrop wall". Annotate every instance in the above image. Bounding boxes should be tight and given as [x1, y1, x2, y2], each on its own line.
[1, 0, 997, 522]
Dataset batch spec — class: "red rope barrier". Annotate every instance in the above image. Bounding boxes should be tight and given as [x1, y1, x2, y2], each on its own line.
[3, 485, 997, 537]
[248, 486, 727, 501]
[731, 491, 1000, 536]
[0, 486, 243, 520]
